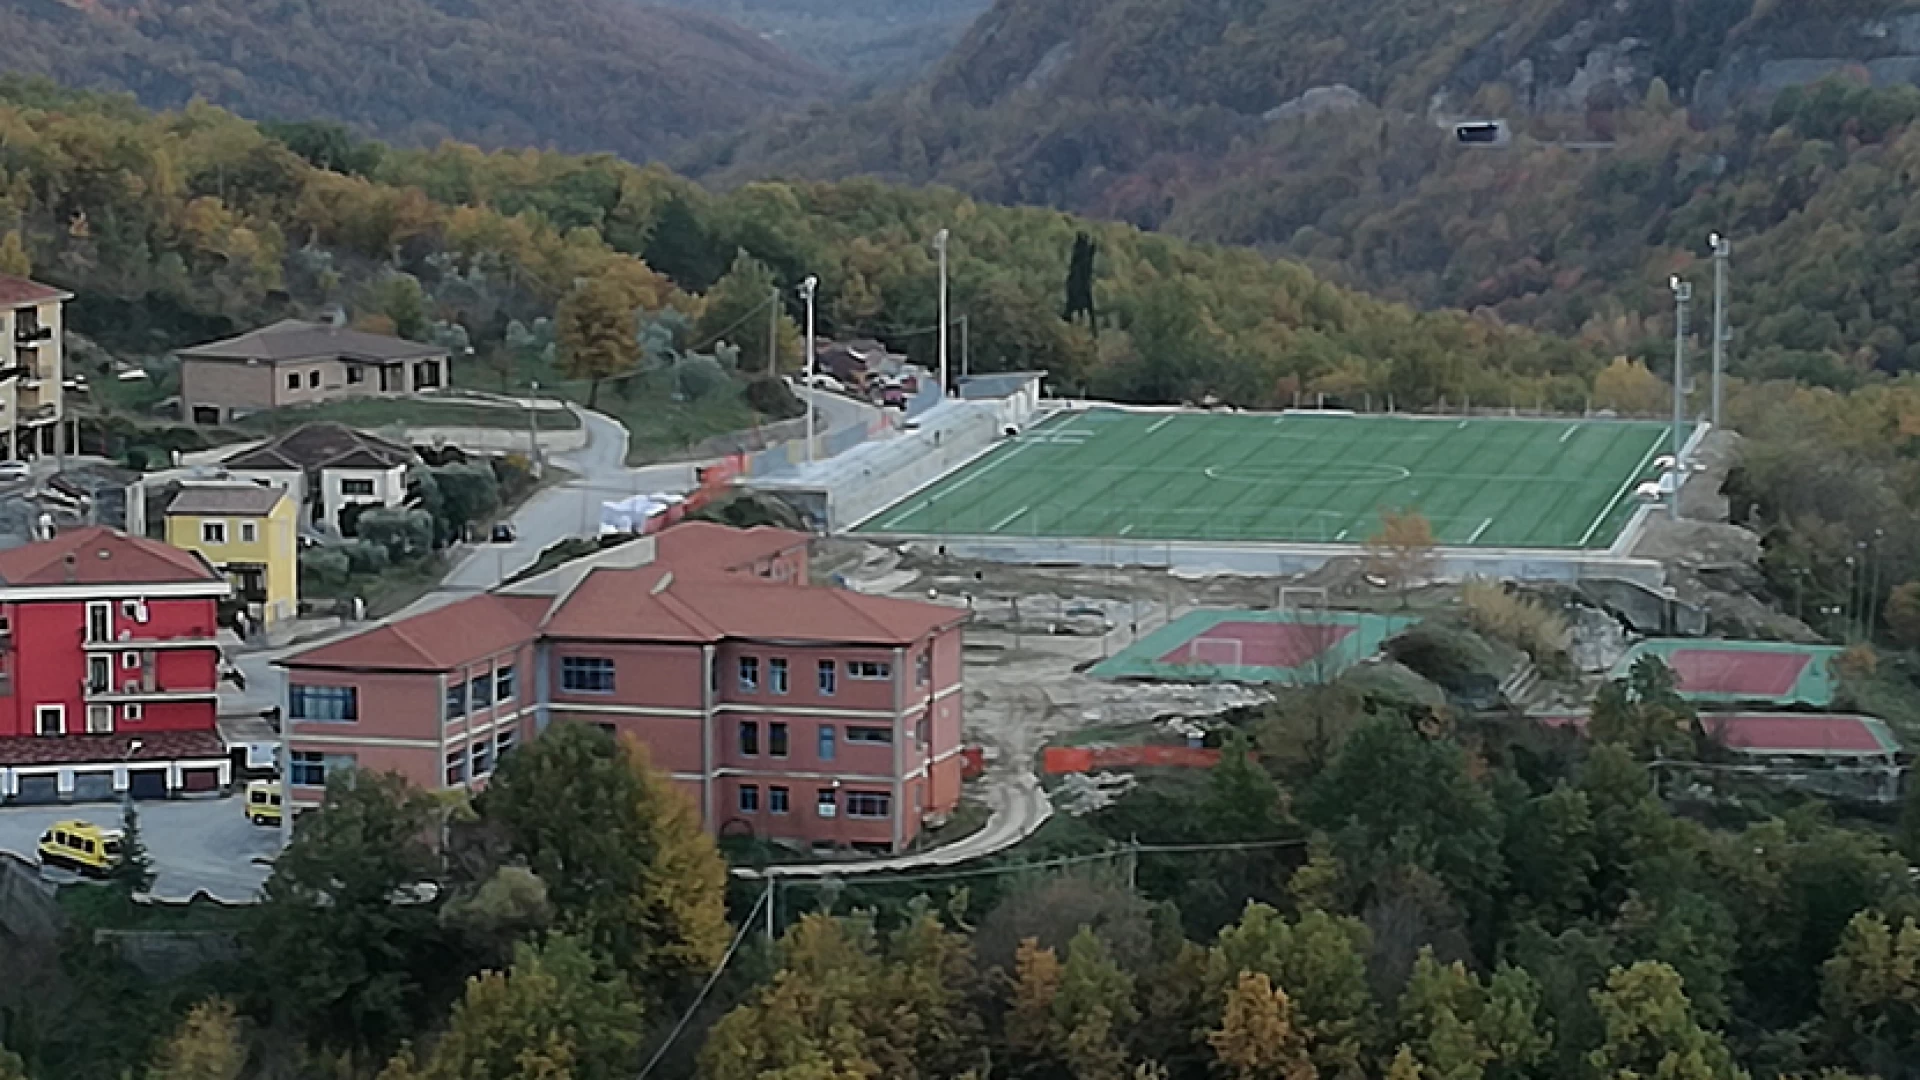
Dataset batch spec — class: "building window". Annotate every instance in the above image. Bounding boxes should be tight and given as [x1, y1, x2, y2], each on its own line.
[342, 478, 376, 496]
[346, 366, 364, 385]
[496, 665, 517, 702]
[308, 370, 321, 389]
[739, 785, 760, 813]
[849, 660, 891, 680]
[846, 791, 892, 819]
[818, 660, 836, 696]
[240, 521, 258, 543]
[86, 704, 112, 734]
[738, 656, 759, 692]
[121, 651, 140, 670]
[291, 751, 326, 786]
[496, 728, 517, 758]
[818, 725, 836, 761]
[86, 602, 111, 643]
[445, 681, 467, 720]
[286, 373, 300, 391]
[471, 738, 493, 778]
[469, 674, 492, 710]
[847, 726, 893, 745]
[769, 657, 789, 694]
[770, 785, 790, 814]
[817, 788, 837, 817]
[769, 722, 789, 758]
[201, 520, 227, 544]
[917, 652, 930, 686]
[739, 720, 759, 756]
[414, 360, 442, 389]
[123, 703, 142, 722]
[34, 704, 62, 735]
[120, 599, 143, 619]
[560, 656, 615, 693]
[289, 684, 358, 722]
[446, 747, 468, 787]
[87, 655, 110, 694]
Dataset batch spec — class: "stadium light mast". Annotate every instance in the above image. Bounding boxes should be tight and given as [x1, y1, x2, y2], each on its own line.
[1670, 275, 1692, 521]
[1709, 233, 1730, 428]
[934, 228, 950, 398]
[800, 275, 818, 465]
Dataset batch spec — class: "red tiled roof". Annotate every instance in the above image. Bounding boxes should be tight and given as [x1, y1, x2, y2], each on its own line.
[0, 527, 223, 587]
[282, 593, 547, 672]
[0, 275, 70, 308]
[543, 567, 964, 646]
[0, 729, 225, 768]
[652, 522, 807, 577]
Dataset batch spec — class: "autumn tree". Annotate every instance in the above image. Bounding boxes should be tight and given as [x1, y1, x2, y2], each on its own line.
[147, 1000, 246, 1080]
[556, 268, 647, 407]
[1005, 929, 1139, 1080]
[0, 232, 30, 277]
[1366, 509, 1438, 603]
[384, 935, 643, 1080]
[1587, 962, 1745, 1080]
[480, 725, 728, 996]
[247, 769, 450, 1058]
[1886, 580, 1920, 648]
[1209, 972, 1317, 1080]
[1591, 357, 1668, 416]
[1820, 911, 1920, 1074]
[1207, 903, 1375, 1075]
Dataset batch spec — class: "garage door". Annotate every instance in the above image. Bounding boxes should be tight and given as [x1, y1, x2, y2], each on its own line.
[181, 768, 220, 794]
[71, 773, 115, 803]
[128, 769, 168, 801]
[12, 775, 58, 805]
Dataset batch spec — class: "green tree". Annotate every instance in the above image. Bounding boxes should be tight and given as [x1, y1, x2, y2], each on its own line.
[0, 232, 30, 278]
[112, 802, 155, 895]
[1820, 911, 1920, 1074]
[247, 770, 448, 1058]
[147, 1000, 245, 1080]
[1204, 732, 1290, 840]
[480, 725, 729, 995]
[369, 272, 430, 340]
[1064, 231, 1099, 327]
[1208, 903, 1374, 1075]
[430, 462, 500, 538]
[0, 1044, 23, 1080]
[697, 249, 800, 374]
[1395, 949, 1551, 1080]
[1590, 656, 1698, 758]
[1887, 580, 1920, 648]
[1587, 963, 1745, 1080]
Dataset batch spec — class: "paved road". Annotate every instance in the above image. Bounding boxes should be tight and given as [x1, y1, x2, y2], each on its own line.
[0, 798, 276, 902]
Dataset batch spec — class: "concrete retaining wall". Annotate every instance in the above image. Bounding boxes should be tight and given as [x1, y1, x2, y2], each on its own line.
[397, 424, 587, 455]
[0, 852, 60, 941]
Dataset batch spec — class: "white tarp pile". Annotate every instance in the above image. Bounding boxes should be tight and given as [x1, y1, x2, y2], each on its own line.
[599, 492, 681, 535]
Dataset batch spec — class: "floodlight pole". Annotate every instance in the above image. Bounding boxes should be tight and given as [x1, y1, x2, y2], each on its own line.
[1670, 276, 1692, 521]
[800, 276, 818, 465]
[1709, 233, 1730, 428]
[934, 229, 950, 398]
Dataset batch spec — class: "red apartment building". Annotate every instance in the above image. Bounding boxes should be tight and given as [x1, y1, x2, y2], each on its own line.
[280, 524, 967, 853]
[0, 528, 232, 803]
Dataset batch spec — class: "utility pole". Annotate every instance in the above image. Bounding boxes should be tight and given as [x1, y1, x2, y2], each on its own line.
[800, 276, 818, 464]
[1709, 233, 1730, 428]
[767, 287, 779, 377]
[934, 229, 949, 397]
[1669, 276, 1692, 521]
[960, 313, 970, 381]
[527, 379, 542, 478]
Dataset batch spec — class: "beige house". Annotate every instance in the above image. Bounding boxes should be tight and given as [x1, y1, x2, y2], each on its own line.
[0, 275, 72, 461]
[221, 422, 416, 534]
[179, 319, 450, 425]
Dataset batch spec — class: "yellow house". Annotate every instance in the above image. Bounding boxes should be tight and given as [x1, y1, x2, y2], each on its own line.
[164, 482, 298, 634]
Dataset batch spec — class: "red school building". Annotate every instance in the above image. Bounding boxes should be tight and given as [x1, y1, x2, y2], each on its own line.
[0, 528, 232, 803]
[279, 524, 967, 853]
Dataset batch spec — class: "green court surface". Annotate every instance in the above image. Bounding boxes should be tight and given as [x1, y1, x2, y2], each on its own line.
[1614, 639, 1843, 707]
[1091, 609, 1417, 684]
[860, 409, 1678, 549]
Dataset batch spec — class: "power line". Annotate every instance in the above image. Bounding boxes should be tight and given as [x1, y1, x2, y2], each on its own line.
[759, 836, 1307, 890]
[636, 880, 770, 1080]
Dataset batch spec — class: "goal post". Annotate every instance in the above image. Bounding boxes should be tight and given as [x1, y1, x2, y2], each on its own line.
[1183, 636, 1244, 669]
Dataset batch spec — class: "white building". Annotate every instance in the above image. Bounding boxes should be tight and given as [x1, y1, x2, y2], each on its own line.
[220, 422, 415, 534]
[0, 275, 72, 461]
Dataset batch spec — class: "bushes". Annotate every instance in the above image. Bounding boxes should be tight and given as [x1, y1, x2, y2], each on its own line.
[299, 546, 352, 591]
[358, 508, 435, 561]
[1461, 579, 1570, 672]
[338, 539, 391, 575]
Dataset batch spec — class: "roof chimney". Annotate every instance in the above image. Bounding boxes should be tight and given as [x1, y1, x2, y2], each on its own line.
[62, 551, 76, 584]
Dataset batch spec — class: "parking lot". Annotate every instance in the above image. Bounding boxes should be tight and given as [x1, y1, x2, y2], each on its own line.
[0, 796, 278, 902]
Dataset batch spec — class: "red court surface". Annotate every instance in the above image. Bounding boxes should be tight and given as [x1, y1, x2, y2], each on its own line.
[1667, 649, 1809, 697]
[1159, 620, 1355, 669]
[1705, 714, 1889, 754]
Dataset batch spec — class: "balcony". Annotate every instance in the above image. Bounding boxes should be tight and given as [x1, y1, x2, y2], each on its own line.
[14, 323, 51, 345]
[83, 673, 217, 703]
[82, 632, 220, 652]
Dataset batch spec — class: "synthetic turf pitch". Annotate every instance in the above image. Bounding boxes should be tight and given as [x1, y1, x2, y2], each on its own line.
[858, 409, 1678, 550]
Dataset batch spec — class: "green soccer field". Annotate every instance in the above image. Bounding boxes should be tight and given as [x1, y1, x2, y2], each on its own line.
[858, 409, 1679, 549]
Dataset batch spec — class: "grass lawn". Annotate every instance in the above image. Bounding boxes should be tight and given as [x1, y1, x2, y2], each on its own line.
[306, 554, 450, 620]
[591, 371, 772, 464]
[862, 409, 1679, 549]
[57, 884, 249, 931]
[235, 397, 580, 435]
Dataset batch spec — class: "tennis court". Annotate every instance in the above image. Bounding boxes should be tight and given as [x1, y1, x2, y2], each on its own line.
[858, 409, 1677, 550]
[1092, 609, 1416, 684]
[1613, 639, 1843, 706]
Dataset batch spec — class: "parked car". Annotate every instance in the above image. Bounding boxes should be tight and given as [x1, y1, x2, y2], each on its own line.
[0, 460, 30, 483]
[245, 780, 283, 827]
[37, 820, 123, 878]
[802, 373, 845, 393]
[490, 522, 517, 543]
[879, 387, 907, 409]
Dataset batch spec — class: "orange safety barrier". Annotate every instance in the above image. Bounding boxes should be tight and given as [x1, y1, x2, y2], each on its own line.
[1042, 745, 1226, 774]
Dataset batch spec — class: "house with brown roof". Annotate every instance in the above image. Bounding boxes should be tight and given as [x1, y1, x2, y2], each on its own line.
[0, 275, 73, 461]
[221, 422, 416, 533]
[163, 482, 299, 632]
[280, 522, 965, 853]
[179, 319, 450, 425]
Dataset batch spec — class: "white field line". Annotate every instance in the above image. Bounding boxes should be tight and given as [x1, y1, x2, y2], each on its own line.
[1146, 415, 1176, 434]
[1334, 529, 1349, 542]
[990, 505, 1030, 533]
[1119, 523, 1136, 536]
[875, 439, 1032, 530]
[1468, 517, 1493, 544]
[1560, 425, 1580, 443]
[1579, 432, 1664, 549]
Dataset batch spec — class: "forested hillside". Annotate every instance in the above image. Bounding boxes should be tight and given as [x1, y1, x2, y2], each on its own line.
[650, 0, 990, 86]
[0, 0, 827, 162]
[0, 79, 1601, 415]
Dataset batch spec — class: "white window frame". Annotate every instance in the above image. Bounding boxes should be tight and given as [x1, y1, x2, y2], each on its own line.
[121, 651, 140, 670]
[86, 601, 112, 643]
[240, 520, 258, 543]
[86, 704, 113, 734]
[35, 704, 63, 735]
[201, 520, 227, 544]
[122, 703, 143, 722]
